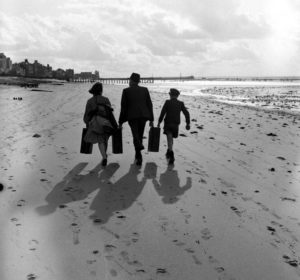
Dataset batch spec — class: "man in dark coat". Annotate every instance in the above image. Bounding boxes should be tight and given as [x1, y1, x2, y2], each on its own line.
[119, 72, 154, 165]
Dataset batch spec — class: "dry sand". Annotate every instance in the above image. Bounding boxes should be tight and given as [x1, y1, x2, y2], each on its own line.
[1, 82, 300, 280]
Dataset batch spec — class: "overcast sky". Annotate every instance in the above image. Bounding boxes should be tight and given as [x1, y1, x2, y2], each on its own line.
[0, 0, 299, 77]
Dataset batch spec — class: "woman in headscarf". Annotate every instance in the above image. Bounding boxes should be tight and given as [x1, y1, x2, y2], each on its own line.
[83, 82, 118, 166]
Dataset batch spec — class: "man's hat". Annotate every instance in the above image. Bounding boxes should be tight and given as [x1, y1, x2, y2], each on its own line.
[129, 72, 140, 83]
[89, 82, 103, 95]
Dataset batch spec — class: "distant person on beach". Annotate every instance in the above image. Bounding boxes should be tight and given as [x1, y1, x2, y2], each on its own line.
[119, 72, 154, 166]
[157, 88, 190, 165]
[83, 82, 118, 166]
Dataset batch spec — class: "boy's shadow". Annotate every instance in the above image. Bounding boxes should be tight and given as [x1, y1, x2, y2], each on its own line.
[153, 166, 192, 204]
[89, 163, 150, 224]
[36, 162, 120, 215]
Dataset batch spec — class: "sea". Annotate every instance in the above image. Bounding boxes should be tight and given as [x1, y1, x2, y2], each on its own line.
[1, 78, 300, 115]
[145, 80, 300, 114]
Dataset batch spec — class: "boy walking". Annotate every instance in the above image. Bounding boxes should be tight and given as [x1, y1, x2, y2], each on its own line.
[157, 88, 190, 165]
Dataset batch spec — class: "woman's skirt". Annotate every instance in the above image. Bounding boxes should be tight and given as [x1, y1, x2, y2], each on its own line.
[84, 115, 112, 144]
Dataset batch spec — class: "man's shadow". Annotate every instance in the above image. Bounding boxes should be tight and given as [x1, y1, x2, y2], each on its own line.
[89, 163, 150, 224]
[153, 166, 192, 204]
[36, 162, 120, 215]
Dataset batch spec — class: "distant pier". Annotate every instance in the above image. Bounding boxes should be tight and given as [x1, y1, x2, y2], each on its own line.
[71, 75, 195, 84]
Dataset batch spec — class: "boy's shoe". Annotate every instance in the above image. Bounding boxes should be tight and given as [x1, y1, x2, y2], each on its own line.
[168, 151, 175, 165]
[101, 158, 107, 167]
[165, 149, 171, 159]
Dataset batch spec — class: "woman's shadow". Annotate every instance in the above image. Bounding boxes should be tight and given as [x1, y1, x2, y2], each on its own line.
[152, 165, 192, 204]
[36, 162, 120, 215]
[89, 163, 149, 224]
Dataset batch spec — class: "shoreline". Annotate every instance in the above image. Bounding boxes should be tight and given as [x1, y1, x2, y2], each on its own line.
[0, 76, 66, 86]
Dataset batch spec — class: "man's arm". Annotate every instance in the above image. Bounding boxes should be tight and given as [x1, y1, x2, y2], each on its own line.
[118, 90, 127, 125]
[146, 88, 154, 122]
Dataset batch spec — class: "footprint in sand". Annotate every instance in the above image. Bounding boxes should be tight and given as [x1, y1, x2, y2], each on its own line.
[131, 232, 140, 243]
[201, 228, 213, 240]
[156, 268, 168, 274]
[29, 240, 39, 251]
[172, 239, 185, 246]
[185, 248, 195, 253]
[230, 206, 243, 216]
[281, 197, 296, 202]
[120, 251, 143, 267]
[11, 217, 22, 226]
[283, 255, 299, 267]
[17, 199, 26, 207]
[104, 244, 117, 253]
[192, 255, 202, 266]
[27, 273, 37, 280]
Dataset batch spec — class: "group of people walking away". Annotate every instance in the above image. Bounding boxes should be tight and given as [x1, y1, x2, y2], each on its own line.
[83, 72, 190, 167]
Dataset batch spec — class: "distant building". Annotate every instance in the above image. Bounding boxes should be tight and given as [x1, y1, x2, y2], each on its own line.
[0, 53, 12, 74]
[53, 68, 66, 80]
[11, 63, 25, 76]
[44, 64, 53, 78]
[80, 72, 93, 80]
[19, 59, 35, 77]
[65, 69, 74, 81]
[0, 52, 99, 80]
[94, 70, 100, 79]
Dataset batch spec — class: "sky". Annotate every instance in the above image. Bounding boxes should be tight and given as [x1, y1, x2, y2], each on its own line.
[0, 0, 300, 77]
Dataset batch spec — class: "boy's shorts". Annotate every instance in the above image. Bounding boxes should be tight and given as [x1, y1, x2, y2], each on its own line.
[163, 123, 179, 138]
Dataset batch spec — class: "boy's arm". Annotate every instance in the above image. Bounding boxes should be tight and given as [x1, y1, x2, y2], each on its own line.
[157, 101, 167, 126]
[181, 102, 190, 130]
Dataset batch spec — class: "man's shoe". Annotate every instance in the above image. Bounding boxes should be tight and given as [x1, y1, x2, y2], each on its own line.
[101, 158, 107, 167]
[136, 158, 142, 166]
[135, 150, 142, 166]
[168, 151, 175, 165]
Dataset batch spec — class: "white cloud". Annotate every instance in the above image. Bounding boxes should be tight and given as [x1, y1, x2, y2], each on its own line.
[1, 0, 300, 76]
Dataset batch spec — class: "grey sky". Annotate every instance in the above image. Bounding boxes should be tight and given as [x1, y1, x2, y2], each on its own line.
[0, 0, 299, 77]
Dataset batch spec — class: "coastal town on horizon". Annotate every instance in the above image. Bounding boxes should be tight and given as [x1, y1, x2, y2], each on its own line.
[0, 52, 99, 81]
[1, 52, 300, 83]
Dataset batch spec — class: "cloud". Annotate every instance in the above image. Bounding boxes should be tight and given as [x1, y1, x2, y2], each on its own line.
[151, 0, 271, 41]
[1, 0, 300, 76]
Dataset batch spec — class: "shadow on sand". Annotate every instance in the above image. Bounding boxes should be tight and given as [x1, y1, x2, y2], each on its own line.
[36, 161, 192, 223]
[89, 163, 151, 224]
[153, 165, 192, 204]
[36, 162, 120, 215]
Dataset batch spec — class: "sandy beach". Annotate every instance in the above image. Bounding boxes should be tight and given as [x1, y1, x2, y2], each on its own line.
[1, 81, 300, 280]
